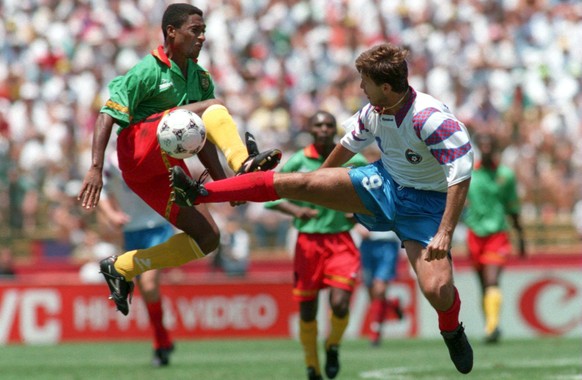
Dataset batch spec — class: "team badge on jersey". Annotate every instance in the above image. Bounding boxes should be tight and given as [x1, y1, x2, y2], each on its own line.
[405, 149, 423, 164]
[199, 72, 210, 91]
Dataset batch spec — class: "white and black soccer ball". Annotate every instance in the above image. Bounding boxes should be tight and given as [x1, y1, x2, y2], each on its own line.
[157, 109, 206, 159]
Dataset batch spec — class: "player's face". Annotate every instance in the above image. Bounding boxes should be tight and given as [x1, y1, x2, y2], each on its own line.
[359, 74, 386, 106]
[309, 113, 337, 147]
[174, 14, 206, 59]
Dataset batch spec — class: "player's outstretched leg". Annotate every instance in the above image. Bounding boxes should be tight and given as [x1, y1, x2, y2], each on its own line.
[99, 256, 135, 315]
[236, 132, 282, 175]
[441, 323, 473, 374]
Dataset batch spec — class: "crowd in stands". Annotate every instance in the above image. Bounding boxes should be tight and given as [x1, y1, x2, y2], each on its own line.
[0, 0, 580, 257]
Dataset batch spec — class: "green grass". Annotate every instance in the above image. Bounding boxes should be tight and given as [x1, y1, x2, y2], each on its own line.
[0, 337, 580, 379]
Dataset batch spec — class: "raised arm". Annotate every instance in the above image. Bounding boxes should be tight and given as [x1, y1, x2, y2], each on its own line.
[321, 144, 356, 168]
[425, 178, 471, 261]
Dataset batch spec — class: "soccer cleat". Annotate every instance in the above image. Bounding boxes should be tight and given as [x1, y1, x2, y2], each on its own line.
[99, 256, 134, 316]
[306, 367, 323, 380]
[484, 327, 501, 344]
[441, 323, 474, 374]
[325, 344, 340, 379]
[152, 344, 175, 367]
[169, 167, 208, 207]
[235, 132, 282, 175]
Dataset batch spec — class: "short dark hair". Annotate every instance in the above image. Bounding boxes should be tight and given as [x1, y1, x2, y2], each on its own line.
[355, 43, 409, 93]
[308, 110, 336, 126]
[161, 3, 203, 40]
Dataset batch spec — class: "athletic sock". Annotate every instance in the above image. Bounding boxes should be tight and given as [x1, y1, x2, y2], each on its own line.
[326, 313, 349, 349]
[369, 299, 384, 341]
[146, 300, 172, 350]
[437, 287, 461, 332]
[483, 286, 502, 335]
[114, 233, 205, 280]
[201, 105, 248, 172]
[201, 171, 279, 203]
[300, 319, 320, 374]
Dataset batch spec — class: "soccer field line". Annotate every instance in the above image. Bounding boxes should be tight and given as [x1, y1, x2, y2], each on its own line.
[358, 357, 582, 379]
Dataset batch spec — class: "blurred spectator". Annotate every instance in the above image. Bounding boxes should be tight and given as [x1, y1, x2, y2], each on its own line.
[0, 246, 16, 278]
[0, 0, 580, 251]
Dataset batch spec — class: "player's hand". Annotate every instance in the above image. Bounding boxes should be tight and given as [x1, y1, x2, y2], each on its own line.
[296, 208, 318, 220]
[425, 230, 452, 261]
[78, 167, 103, 209]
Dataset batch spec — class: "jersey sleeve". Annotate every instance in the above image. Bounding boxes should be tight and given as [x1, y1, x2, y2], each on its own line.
[340, 105, 376, 153]
[102, 66, 157, 128]
[413, 108, 474, 186]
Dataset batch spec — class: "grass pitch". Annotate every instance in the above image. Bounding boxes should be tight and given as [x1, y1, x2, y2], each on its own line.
[0, 337, 579, 379]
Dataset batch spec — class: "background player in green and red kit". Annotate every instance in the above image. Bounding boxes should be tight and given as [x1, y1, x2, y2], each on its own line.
[463, 132, 526, 343]
[264, 111, 367, 380]
[77, 3, 280, 315]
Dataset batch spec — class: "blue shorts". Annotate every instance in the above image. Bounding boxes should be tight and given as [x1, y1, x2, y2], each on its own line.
[348, 161, 447, 247]
[124, 223, 175, 251]
[360, 239, 400, 287]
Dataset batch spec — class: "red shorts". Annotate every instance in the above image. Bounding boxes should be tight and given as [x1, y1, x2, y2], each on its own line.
[293, 232, 360, 302]
[116, 109, 187, 225]
[467, 230, 512, 269]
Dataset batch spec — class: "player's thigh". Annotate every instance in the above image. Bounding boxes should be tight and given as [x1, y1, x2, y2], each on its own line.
[176, 204, 220, 252]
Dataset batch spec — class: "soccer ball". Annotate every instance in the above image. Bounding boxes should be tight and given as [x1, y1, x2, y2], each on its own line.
[157, 109, 207, 159]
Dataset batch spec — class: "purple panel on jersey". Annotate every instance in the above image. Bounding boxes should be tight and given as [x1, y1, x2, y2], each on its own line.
[412, 107, 440, 139]
[424, 119, 463, 146]
[430, 141, 472, 164]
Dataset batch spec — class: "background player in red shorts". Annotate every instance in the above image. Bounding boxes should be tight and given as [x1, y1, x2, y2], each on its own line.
[464, 132, 526, 343]
[77, 3, 280, 315]
[264, 111, 367, 380]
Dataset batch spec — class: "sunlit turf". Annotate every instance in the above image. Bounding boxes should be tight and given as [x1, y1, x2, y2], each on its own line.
[0, 336, 579, 379]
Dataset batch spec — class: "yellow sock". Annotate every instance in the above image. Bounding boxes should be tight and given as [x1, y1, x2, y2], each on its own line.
[483, 286, 503, 335]
[201, 105, 248, 172]
[299, 320, 320, 374]
[326, 313, 349, 349]
[114, 233, 205, 280]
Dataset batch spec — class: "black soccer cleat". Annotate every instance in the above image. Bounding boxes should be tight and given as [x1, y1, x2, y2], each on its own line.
[169, 166, 208, 207]
[152, 344, 175, 367]
[325, 344, 340, 379]
[99, 256, 134, 316]
[235, 132, 282, 175]
[306, 367, 323, 380]
[441, 323, 473, 374]
[484, 327, 501, 344]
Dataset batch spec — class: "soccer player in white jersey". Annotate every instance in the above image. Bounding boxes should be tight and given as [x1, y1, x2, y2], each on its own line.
[170, 43, 474, 374]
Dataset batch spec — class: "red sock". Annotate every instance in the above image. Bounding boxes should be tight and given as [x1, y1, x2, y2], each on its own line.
[370, 299, 385, 324]
[437, 287, 461, 332]
[146, 300, 172, 349]
[200, 171, 279, 203]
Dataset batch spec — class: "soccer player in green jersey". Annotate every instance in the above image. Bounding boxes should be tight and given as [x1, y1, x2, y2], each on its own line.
[77, 3, 281, 316]
[464, 133, 526, 343]
[265, 111, 367, 380]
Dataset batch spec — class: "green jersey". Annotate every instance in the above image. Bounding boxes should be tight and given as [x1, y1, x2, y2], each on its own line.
[464, 163, 520, 236]
[102, 46, 215, 132]
[265, 144, 368, 234]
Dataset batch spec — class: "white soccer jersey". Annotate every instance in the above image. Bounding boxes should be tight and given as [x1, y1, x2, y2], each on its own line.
[341, 88, 473, 192]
